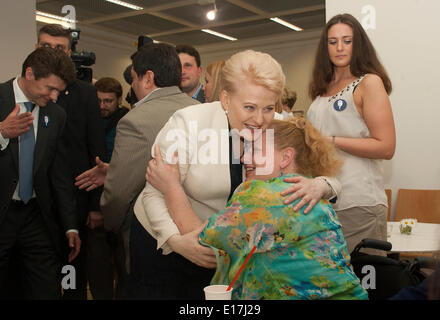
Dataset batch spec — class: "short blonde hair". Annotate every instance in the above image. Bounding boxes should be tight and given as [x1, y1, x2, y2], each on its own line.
[221, 50, 285, 111]
[205, 60, 225, 102]
[270, 118, 343, 177]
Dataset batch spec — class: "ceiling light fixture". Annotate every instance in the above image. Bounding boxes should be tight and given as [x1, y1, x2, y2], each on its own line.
[105, 0, 143, 11]
[201, 29, 237, 41]
[36, 10, 76, 28]
[270, 17, 303, 32]
[206, 2, 217, 21]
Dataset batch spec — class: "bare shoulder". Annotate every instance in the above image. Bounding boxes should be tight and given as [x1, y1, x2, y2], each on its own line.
[360, 73, 386, 91]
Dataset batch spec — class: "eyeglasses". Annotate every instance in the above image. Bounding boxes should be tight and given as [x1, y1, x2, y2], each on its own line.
[98, 98, 116, 105]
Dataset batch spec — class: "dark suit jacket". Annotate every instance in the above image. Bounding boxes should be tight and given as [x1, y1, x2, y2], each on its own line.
[0, 79, 78, 254]
[56, 79, 106, 224]
[194, 85, 205, 103]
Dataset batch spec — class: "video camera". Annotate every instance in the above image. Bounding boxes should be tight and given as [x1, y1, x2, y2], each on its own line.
[69, 29, 96, 83]
[124, 35, 154, 106]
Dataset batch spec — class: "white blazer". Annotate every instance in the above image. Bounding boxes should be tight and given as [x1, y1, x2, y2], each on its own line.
[133, 101, 235, 253]
[133, 102, 341, 254]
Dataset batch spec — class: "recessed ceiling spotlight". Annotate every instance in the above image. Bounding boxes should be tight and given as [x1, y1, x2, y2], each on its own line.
[206, 2, 217, 21]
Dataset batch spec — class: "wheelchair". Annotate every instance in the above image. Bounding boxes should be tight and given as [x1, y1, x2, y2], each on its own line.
[350, 238, 436, 300]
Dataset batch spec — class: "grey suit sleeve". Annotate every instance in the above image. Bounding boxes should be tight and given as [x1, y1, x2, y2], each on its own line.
[101, 116, 151, 231]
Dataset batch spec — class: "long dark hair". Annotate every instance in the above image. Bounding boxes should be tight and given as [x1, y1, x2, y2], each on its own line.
[309, 13, 392, 99]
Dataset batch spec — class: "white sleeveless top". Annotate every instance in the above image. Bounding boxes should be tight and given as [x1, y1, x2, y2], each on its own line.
[307, 75, 387, 211]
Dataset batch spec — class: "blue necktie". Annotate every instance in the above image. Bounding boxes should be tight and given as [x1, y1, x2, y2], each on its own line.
[18, 102, 35, 204]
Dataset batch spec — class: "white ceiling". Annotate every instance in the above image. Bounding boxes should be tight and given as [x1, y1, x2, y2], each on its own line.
[36, 0, 325, 46]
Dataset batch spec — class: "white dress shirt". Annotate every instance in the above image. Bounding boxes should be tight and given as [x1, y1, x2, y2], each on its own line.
[0, 78, 40, 200]
[0, 77, 78, 235]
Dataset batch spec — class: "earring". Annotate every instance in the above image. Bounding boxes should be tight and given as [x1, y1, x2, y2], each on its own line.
[225, 109, 229, 115]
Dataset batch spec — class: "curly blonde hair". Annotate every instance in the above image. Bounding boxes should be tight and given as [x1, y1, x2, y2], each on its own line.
[269, 118, 343, 177]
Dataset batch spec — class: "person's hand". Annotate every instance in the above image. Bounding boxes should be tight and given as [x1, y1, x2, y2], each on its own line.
[86, 211, 104, 229]
[0, 104, 34, 139]
[66, 232, 81, 263]
[281, 176, 330, 214]
[146, 144, 181, 195]
[74, 156, 108, 191]
[167, 223, 216, 269]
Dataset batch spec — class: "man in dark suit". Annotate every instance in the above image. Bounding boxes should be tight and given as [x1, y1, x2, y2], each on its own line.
[0, 47, 81, 299]
[36, 24, 106, 300]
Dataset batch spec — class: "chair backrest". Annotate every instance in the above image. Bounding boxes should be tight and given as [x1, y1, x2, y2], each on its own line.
[385, 189, 392, 221]
[394, 189, 440, 223]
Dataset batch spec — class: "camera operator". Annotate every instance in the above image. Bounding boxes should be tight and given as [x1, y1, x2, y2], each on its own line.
[36, 24, 106, 300]
[121, 36, 154, 108]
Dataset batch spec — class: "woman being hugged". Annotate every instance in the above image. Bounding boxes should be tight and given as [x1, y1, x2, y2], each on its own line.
[200, 118, 368, 300]
[307, 13, 396, 253]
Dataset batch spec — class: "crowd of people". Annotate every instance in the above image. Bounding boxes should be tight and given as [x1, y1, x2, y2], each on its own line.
[0, 15, 438, 300]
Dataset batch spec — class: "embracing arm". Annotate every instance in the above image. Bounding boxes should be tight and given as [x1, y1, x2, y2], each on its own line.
[281, 175, 341, 213]
[136, 111, 216, 267]
[333, 74, 396, 160]
[138, 112, 197, 248]
[164, 186, 203, 234]
[146, 144, 203, 235]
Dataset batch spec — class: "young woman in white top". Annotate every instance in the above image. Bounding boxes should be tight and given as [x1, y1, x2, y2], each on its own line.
[307, 13, 396, 253]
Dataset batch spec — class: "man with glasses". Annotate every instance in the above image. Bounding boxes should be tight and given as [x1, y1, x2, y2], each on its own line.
[95, 77, 129, 163]
[82, 77, 129, 299]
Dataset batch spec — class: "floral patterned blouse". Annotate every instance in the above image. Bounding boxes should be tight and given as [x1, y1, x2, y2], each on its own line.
[199, 174, 368, 300]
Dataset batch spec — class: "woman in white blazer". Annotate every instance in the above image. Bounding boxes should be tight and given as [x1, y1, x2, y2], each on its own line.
[128, 50, 340, 299]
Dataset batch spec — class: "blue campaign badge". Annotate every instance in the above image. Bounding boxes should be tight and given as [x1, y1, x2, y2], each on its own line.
[42, 115, 51, 127]
[333, 99, 347, 111]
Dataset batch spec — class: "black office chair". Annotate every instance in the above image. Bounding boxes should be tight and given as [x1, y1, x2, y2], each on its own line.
[350, 239, 432, 300]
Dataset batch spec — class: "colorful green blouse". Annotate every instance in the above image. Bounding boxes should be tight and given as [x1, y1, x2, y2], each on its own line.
[199, 174, 368, 300]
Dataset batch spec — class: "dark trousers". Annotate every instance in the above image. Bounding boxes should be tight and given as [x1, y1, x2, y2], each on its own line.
[86, 227, 128, 299]
[0, 199, 61, 299]
[125, 214, 214, 300]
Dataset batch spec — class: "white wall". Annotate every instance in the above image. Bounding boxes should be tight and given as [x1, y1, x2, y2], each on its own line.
[326, 0, 440, 219]
[197, 29, 322, 113]
[0, 0, 36, 82]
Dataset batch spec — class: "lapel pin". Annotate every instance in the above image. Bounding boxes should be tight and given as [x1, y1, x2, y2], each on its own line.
[43, 115, 51, 127]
